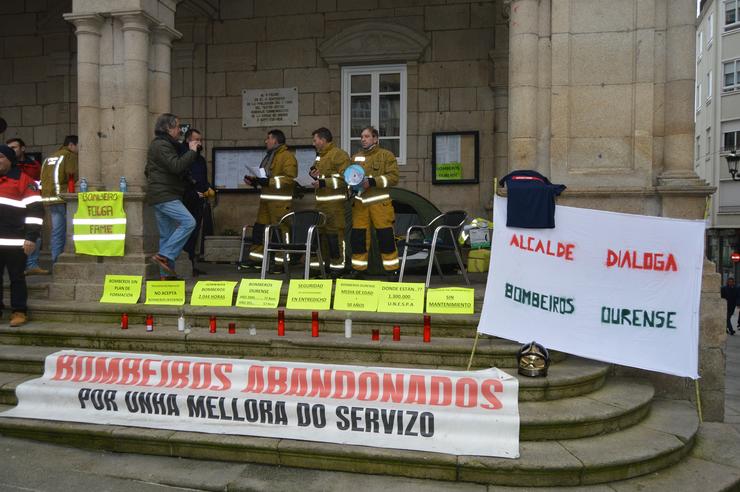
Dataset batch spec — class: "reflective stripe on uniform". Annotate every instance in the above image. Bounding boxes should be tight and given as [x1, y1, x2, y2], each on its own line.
[22, 195, 42, 205]
[274, 176, 281, 189]
[380, 175, 388, 187]
[0, 239, 26, 246]
[354, 156, 366, 162]
[72, 218, 127, 225]
[0, 197, 25, 208]
[261, 194, 292, 201]
[383, 258, 400, 267]
[352, 259, 368, 267]
[354, 193, 390, 204]
[316, 194, 345, 202]
[25, 217, 43, 225]
[73, 234, 126, 241]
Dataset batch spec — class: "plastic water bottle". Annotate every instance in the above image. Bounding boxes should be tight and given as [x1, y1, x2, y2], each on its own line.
[119, 176, 128, 193]
[79, 177, 88, 192]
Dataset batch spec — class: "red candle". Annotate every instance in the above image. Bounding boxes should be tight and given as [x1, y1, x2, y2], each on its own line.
[423, 314, 431, 343]
[209, 316, 217, 333]
[392, 325, 401, 341]
[228, 322, 236, 334]
[311, 311, 319, 337]
[371, 329, 380, 341]
[67, 174, 75, 193]
[278, 309, 285, 336]
[145, 314, 153, 332]
[120, 313, 128, 330]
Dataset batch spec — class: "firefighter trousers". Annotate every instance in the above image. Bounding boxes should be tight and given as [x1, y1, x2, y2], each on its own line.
[317, 201, 346, 272]
[248, 199, 291, 263]
[350, 199, 398, 271]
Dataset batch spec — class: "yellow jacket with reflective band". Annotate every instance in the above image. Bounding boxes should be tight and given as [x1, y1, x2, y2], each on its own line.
[261, 144, 296, 201]
[72, 191, 126, 256]
[315, 142, 350, 201]
[350, 145, 399, 202]
[40, 146, 78, 204]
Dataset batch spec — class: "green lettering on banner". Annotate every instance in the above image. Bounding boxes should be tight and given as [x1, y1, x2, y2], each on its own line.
[235, 279, 283, 309]
[599, 305, 678, 329]
[435, 162, 463, 180]
[286, 279, 333, 310]
[503, 281, 575, 315]
[99, 275, 142, 304]
[333, 279, 380, 311]
[377, 282, 425, 314]
[425, 287, 475, 314]
[190, 281, 238, 307]
[145, 280, 186, 306]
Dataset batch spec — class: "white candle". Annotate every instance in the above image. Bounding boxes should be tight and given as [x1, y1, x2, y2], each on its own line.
[344, 317, 352, 338]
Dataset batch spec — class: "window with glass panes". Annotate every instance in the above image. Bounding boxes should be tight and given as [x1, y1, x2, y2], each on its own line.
[728, 0, 740, 28]
[724, 60, 740, 90]
[341, 65, 407, 163]
[724, 130, 740, 151]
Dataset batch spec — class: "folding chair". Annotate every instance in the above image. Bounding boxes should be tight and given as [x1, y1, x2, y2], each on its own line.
[398, 210, 471, 288]
[261, 211, 327, 280]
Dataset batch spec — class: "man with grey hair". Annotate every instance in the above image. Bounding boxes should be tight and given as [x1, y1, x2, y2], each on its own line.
[145, 113, 199, 278]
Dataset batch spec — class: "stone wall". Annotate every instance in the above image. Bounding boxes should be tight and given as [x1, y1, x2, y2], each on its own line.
[0, 0, 77, 157]
[172, 0, 505, 234]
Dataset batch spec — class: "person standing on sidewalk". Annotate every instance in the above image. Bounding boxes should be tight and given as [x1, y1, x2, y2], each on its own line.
[145, 113, 199, 278]
[0, 144, 43, 327]
[39, 135, 77, 265]
[7, 138, 46, 275]
[181, 128, 215, 276]
[722, 277, 739, 336]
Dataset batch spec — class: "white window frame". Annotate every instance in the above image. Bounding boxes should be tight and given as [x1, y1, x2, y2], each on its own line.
[708, 12, 714, 46]
[696, 81, 702, 112]
[727, 0, 740, 31]
[697, 31, 703, 61]
[341, 64, 407, 165]
[723, 59, 740, 92]
[708, 70, 713, 102]
[707, 128, 712, 157]
[696, 135, 701, 161]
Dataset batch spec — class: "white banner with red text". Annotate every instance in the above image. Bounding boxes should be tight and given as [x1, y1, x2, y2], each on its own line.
[478, 195, 705, 379]
[2, 350, 520, 458]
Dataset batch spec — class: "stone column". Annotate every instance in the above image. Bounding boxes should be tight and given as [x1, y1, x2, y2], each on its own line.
[117, 12, 152, 192]
[149, 25, 179, 123]
[536, 0, 551, 175]
[659, 0, 699, 184]
[64, 14, 104, 189]
[506, 0, 539, 171]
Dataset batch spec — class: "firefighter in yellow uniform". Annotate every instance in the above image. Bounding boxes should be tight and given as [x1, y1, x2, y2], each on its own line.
[243, 129, 296, 266]
[309, 127, 350, 277]
[348, 126, 399, 279]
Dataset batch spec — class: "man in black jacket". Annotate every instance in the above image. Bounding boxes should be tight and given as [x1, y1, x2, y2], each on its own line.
[182, 128, 214, 276]
[145, 113, 199, 278]
[721, 277, 739, 335]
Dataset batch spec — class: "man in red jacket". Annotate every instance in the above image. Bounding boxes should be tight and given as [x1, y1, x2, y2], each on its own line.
[0, 144, 43, 327]
[7, 138, 46, 275]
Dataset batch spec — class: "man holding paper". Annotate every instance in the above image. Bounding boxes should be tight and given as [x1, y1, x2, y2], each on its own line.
[243, 129, 297, 266]
[310, 127, 350, 277]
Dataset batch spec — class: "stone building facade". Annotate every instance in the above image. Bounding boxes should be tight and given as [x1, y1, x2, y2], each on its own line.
[0, 0, 727, 419]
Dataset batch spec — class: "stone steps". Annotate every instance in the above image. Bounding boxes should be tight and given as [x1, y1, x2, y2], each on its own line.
[0, 398, 697, 487]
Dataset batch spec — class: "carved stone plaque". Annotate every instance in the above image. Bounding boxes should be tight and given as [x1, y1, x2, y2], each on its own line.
[242, 87, 298, 127]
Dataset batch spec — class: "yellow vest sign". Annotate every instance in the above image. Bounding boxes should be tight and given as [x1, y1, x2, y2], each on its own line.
[73, 192, 126, 256]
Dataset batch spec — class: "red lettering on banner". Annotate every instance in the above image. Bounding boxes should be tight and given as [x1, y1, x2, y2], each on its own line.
[190, 362, 212, 390]
[428, 376, 452, 406]
[242, 365, 265, 393]
[307, 370, 333, 398]
[509, 234, 574, 261]
[265, 366, 288, 394]
[380, 373, 405, 403]
[357, 371, 380, 400]
[212, 363, 232, 390]
[404, 375, 427, 405]
[139, 359, 157, 386]
[71, 356, 95, 382]
[605, 249, 678, 272]
[52, 354, 76, 381]
[332, 371, 355, 399]
[480, 379, 504, 410]
[167, 361, 191, 388]
[120, 358, 143, 385]
[455, 378, 478, 408]
[285, 368, 308, 396]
